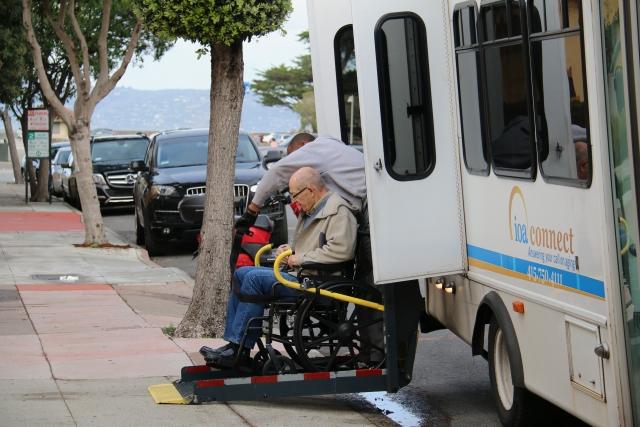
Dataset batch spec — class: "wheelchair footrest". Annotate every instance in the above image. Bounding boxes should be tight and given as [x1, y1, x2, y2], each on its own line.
[167, 366, 388, 404]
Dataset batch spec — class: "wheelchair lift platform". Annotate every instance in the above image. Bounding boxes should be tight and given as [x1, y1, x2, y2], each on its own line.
[148, 252, 422, 405]
[149, 366, 387, 404]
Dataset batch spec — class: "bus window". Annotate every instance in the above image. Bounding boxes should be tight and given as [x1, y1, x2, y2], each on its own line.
[375, 14, 435, 180]
[454, 4, 489, 175]
[481, 0, 535, 178]
[334, 26, 362, 147]
[530, 0, 591, 186]
[534, 0, 582, 32]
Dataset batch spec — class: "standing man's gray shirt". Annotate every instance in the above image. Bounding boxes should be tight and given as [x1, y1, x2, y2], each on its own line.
[252, 137, 366, 210]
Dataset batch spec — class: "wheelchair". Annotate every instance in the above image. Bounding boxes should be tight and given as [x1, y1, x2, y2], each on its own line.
[201, 246, 385, 376]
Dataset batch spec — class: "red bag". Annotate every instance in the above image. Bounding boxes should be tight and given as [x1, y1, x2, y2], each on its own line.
[235, 225, 272, 268]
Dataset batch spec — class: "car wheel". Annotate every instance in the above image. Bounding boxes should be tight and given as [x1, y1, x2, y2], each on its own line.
[488, 317, 535, 427]
[135, 207, 145, 246]
[69, 178, 82, 210]
[143, 212, 166, 257]
[270, 214, 288, 246]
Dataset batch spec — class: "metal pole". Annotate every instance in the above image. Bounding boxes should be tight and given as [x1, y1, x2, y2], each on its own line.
[347, 95, 355, 145]
[24, 161, 28, 204]
[48, 109, 52, 204]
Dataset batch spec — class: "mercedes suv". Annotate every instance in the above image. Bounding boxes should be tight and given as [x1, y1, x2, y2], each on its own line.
[66, 134, 150, 208]
[132, 128, 287, 256]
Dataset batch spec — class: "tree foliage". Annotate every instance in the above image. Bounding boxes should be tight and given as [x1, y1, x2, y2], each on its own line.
[22, 0, 172, 242]
[251, 31, 312, 109]
[293, 90, 316, 131]
[135, 0, 292, 46]
[0, 0, 28, 105]
[251, 31, 315, 130]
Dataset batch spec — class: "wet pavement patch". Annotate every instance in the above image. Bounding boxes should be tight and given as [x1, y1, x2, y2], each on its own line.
[359, 392, 422, 426]
[31, 274, 88, 283]
[0, 288, 20, 303]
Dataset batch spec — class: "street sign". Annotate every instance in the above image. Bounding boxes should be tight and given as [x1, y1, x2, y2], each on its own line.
[27, 109, 49, 131]
[25, 108, 52, 204]
[27, 131, 49, 158]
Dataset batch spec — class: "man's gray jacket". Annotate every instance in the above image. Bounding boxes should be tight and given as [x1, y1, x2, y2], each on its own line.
[252, 137, 366, 210]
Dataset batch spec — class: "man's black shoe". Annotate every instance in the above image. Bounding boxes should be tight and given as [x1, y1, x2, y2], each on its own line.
[208, 346, 251, 369]
[199, 342, 234, 358]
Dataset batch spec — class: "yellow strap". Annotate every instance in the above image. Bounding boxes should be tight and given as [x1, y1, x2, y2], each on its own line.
[619, 217, 631, 256]
[273, 250, 384, 312]
[254, 243, 273, 267]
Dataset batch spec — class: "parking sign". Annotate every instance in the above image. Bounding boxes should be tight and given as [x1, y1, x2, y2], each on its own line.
[27, 132, 49, 158]
[27, 109, 49, 131]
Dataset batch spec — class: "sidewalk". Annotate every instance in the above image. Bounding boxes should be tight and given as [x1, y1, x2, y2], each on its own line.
[0, 164, 391, 426]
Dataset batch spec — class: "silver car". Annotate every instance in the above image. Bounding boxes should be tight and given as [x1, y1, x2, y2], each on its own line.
[51, 146, 72, 196]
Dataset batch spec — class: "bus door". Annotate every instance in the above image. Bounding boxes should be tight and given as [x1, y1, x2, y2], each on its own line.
[604, 0, 640, 422]
[351, 0, 465, 284]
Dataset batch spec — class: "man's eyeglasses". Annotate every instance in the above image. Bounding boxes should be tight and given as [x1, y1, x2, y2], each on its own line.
[291, 186, 310, 200]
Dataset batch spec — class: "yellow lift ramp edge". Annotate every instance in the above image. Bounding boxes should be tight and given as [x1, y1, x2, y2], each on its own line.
[148, 383, 189, 404]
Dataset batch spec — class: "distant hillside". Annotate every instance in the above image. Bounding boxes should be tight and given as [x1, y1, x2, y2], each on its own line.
[90, 87, 301, 132]
[1, 87, 301, 134]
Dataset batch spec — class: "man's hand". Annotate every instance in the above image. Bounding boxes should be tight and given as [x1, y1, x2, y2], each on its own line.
[287, 254, 301, 268]
[275, 244, 291, 256]
[234, 210, 257, 235]
[247, 202, 260, 215]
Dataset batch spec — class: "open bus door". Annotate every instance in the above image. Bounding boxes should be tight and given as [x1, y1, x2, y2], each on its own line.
[606, 0, 640, 422]
[351, 0, 466, 285]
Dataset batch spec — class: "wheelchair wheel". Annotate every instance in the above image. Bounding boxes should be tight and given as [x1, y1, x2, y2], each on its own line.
[293, 281, 384, 372]
[276, 312, 304, 365]
[262, 355, 297, 375]
[251, 348, 271, 373]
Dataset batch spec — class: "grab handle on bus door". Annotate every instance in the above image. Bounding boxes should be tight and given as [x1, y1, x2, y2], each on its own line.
[374, 158, 383, 173]
[619, 216, 631, 256]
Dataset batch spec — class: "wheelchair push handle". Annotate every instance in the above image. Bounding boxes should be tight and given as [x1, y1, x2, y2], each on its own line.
[273, 249, 385, 312]
[254, 243, 273, 267]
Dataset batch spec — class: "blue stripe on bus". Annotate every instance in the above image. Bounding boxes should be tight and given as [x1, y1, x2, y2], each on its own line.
[467, 244, 605, 299]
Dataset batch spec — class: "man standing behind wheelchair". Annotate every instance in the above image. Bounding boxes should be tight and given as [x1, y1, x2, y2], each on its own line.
[207, 167, 358, 367]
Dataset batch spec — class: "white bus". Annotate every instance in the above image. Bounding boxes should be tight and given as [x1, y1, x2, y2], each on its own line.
[307, 0, 640, 425]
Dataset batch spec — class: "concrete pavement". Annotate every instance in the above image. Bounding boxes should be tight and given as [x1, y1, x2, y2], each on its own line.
[0, 164, 392, 426]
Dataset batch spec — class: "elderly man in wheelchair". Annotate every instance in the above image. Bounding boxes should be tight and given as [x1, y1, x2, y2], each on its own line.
[200, 166, 384, 374]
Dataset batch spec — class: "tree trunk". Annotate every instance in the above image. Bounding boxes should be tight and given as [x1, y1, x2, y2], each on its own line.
[33, 158, 50, 201]
[0, 109, 23, 184]
[20, 115, 38, 197]
[69, 120, 107, 245]
[175, 41, 245, 338]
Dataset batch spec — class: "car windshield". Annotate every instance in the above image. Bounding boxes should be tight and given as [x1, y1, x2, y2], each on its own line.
[55, 149, 71, 165]
[91, 138, 148, 163]
[156, 133, 259, 168]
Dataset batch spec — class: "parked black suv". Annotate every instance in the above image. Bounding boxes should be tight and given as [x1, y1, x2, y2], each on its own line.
[67, 134, 150, 208]
[132, 128, 287, 256]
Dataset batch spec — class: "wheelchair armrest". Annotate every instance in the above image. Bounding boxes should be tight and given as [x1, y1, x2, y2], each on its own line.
[298, 260, 354, 278]
[259, 254, 277, 267]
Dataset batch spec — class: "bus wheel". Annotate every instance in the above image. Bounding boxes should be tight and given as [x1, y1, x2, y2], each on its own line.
[488, 317, 531, 426]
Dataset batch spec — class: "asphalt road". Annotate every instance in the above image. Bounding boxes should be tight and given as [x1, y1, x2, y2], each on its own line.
[103, 208, 586, 427]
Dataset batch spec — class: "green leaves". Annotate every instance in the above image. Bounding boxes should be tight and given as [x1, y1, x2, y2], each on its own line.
[0, 0, 28, 104]
[250, 30, 315, 130]
[135, 0, 293, 46]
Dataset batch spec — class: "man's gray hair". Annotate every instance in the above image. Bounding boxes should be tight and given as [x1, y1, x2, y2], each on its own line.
[293, 166, 326, 190]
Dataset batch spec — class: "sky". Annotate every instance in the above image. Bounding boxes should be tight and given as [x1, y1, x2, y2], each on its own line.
[117, 0, 309, 91]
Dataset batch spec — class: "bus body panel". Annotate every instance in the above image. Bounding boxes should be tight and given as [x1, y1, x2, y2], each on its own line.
[307, 0, 638, 424]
